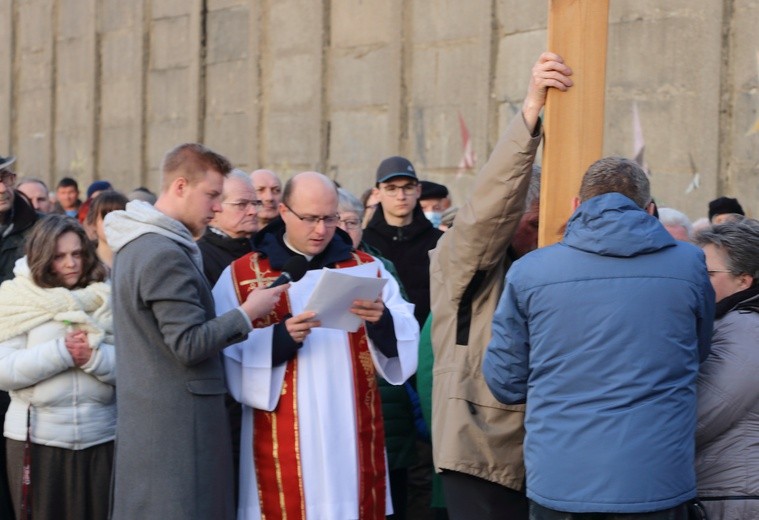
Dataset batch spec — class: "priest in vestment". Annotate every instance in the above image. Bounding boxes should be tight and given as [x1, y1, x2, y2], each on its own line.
[213, 171, 419, 520]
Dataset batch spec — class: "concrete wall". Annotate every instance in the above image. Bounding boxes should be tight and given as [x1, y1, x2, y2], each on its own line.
[2, 0, 758, 220]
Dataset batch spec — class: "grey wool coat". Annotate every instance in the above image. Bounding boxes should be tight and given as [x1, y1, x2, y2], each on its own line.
[105, 201, 251, 520]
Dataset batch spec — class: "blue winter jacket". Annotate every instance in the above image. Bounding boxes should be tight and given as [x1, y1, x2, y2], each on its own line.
[483, 193, 715, 514]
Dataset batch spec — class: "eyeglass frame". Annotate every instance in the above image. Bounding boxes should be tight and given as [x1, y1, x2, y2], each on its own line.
[283, 202, 340, 227]
[338, 218, 361, 230]
[378, 181, 419, 196]
[221, 199, 264, 211]
[0, 170, 16, 187]
[707, 269, 734, 276]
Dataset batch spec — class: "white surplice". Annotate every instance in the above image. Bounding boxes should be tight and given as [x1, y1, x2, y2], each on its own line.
[213, 259, 419, 520]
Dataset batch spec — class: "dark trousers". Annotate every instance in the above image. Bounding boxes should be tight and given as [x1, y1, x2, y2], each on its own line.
[6, 439, 114, 520]
[441, 470, 528, 520]
[529, 500, 690, 520]
[0, 392, 13, 519]
[387, 467, 408, 519]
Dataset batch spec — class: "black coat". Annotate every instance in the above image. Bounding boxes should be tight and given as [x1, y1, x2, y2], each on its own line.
[0, 192, 38, 283]
[197, 228, 254, 286]
[363, 204, 443, 326]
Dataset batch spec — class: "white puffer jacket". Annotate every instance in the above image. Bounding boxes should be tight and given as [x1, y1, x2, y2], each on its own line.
[0, 259, 116, 450]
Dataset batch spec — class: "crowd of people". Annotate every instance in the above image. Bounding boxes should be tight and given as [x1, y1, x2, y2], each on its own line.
[0, 51, 757, 520]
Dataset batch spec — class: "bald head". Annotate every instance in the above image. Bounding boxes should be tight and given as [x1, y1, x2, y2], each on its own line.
[279, 172, 339, 256]
[283, 171, 337, 207]
[250, 169, 282, 226]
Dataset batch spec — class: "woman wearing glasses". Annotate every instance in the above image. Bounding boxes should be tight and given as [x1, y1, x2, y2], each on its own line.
[693, 219, 759, 520]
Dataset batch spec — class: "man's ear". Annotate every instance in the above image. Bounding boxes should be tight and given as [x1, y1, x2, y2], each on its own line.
[278, 201, 287, 218]
[172, 176, 188, 197]
[571, 197, 581, 211]
[645, 201, 656, 215]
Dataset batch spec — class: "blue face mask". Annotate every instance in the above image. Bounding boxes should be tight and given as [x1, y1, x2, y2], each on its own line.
[424, 211, 442, 228]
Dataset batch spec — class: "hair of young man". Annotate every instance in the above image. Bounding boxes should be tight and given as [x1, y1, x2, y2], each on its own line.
[26, 214, 106, 289]
[56, 177, 79, 190]
[160, 143, 233, 192]
[693, 218, 759, 281]
[85, 190, 128, 228]
[578, 156, 651, 209]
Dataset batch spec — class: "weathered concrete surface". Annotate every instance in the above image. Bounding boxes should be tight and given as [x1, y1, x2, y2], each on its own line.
[2, 0, 758, 220]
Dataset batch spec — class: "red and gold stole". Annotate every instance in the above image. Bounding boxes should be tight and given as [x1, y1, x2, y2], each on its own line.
[231, 251, 387, 520]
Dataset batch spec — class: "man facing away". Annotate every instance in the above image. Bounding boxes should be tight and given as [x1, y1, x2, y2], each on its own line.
[213, 171, 419, 519]
[198, 168, 262, 285]
[428, 52, 572, 520]
[250, 168, 282, 228]
[483, 157, 715, 519]
[105, 143, 286, 520]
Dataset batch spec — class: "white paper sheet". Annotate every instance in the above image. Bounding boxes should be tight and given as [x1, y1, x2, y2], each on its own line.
[303, 268, 388, 332]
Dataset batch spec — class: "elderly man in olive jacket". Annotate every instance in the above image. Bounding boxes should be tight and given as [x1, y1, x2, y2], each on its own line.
[105, 143, 286, 520]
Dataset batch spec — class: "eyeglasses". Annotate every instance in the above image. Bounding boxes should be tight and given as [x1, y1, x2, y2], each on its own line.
[222, 200, 264, 211]
[380, 183, 418, 196]
[0, 170, 16, 187]
[284, 203, 340, 227]
[707, 269, 733, 276]
[339, 219, 361, 230]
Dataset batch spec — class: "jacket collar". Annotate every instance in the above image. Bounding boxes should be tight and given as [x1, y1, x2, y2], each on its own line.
[366, 202, 434, 242]
[1, 191, 38, 234]
[252, 216, 355, 270]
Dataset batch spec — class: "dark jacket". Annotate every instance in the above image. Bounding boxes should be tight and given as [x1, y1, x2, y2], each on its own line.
[197, 227, 253, 286]
[0, 192, 38, 283]
[363, 204, 442, 326]
[359, 241, 416, 471]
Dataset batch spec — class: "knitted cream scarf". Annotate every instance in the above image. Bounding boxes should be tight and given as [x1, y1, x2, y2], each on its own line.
[0, 258, 113, 346]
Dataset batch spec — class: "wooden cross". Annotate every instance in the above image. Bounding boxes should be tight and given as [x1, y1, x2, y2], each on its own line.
[539, 0, 610, 247]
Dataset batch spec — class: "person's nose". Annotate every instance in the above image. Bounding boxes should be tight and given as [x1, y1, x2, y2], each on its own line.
[247, 203, 258, 216]
[313, 219, 328, 233]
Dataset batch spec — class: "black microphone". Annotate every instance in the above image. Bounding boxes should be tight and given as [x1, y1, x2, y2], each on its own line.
[269, 256, 309, 288]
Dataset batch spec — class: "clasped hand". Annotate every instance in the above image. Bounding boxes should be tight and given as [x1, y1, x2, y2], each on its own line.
[64, 329, 92, 367]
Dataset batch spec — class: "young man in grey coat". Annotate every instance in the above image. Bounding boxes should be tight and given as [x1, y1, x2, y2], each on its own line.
[105, 143, 287, 520]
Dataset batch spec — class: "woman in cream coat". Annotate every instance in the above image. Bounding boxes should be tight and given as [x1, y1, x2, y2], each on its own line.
[0, 214, 114, 520]
[694, 218, 759, 520]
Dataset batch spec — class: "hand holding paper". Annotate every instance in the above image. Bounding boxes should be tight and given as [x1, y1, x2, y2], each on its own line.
[350, 298, 385, 324]
[303, 269, 388, 332]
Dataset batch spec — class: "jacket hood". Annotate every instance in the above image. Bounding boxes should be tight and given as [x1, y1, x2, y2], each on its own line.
[252, 216, 354, 270]
[563, 193, 676, 258]
[104, 200, 202, 268]
[366, 202, 435, 242]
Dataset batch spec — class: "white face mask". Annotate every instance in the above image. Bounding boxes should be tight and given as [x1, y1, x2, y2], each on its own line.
[424, 211, 442, 228]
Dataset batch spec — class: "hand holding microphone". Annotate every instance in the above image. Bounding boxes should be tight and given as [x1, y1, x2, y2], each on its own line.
[241, 256, 309, 322]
